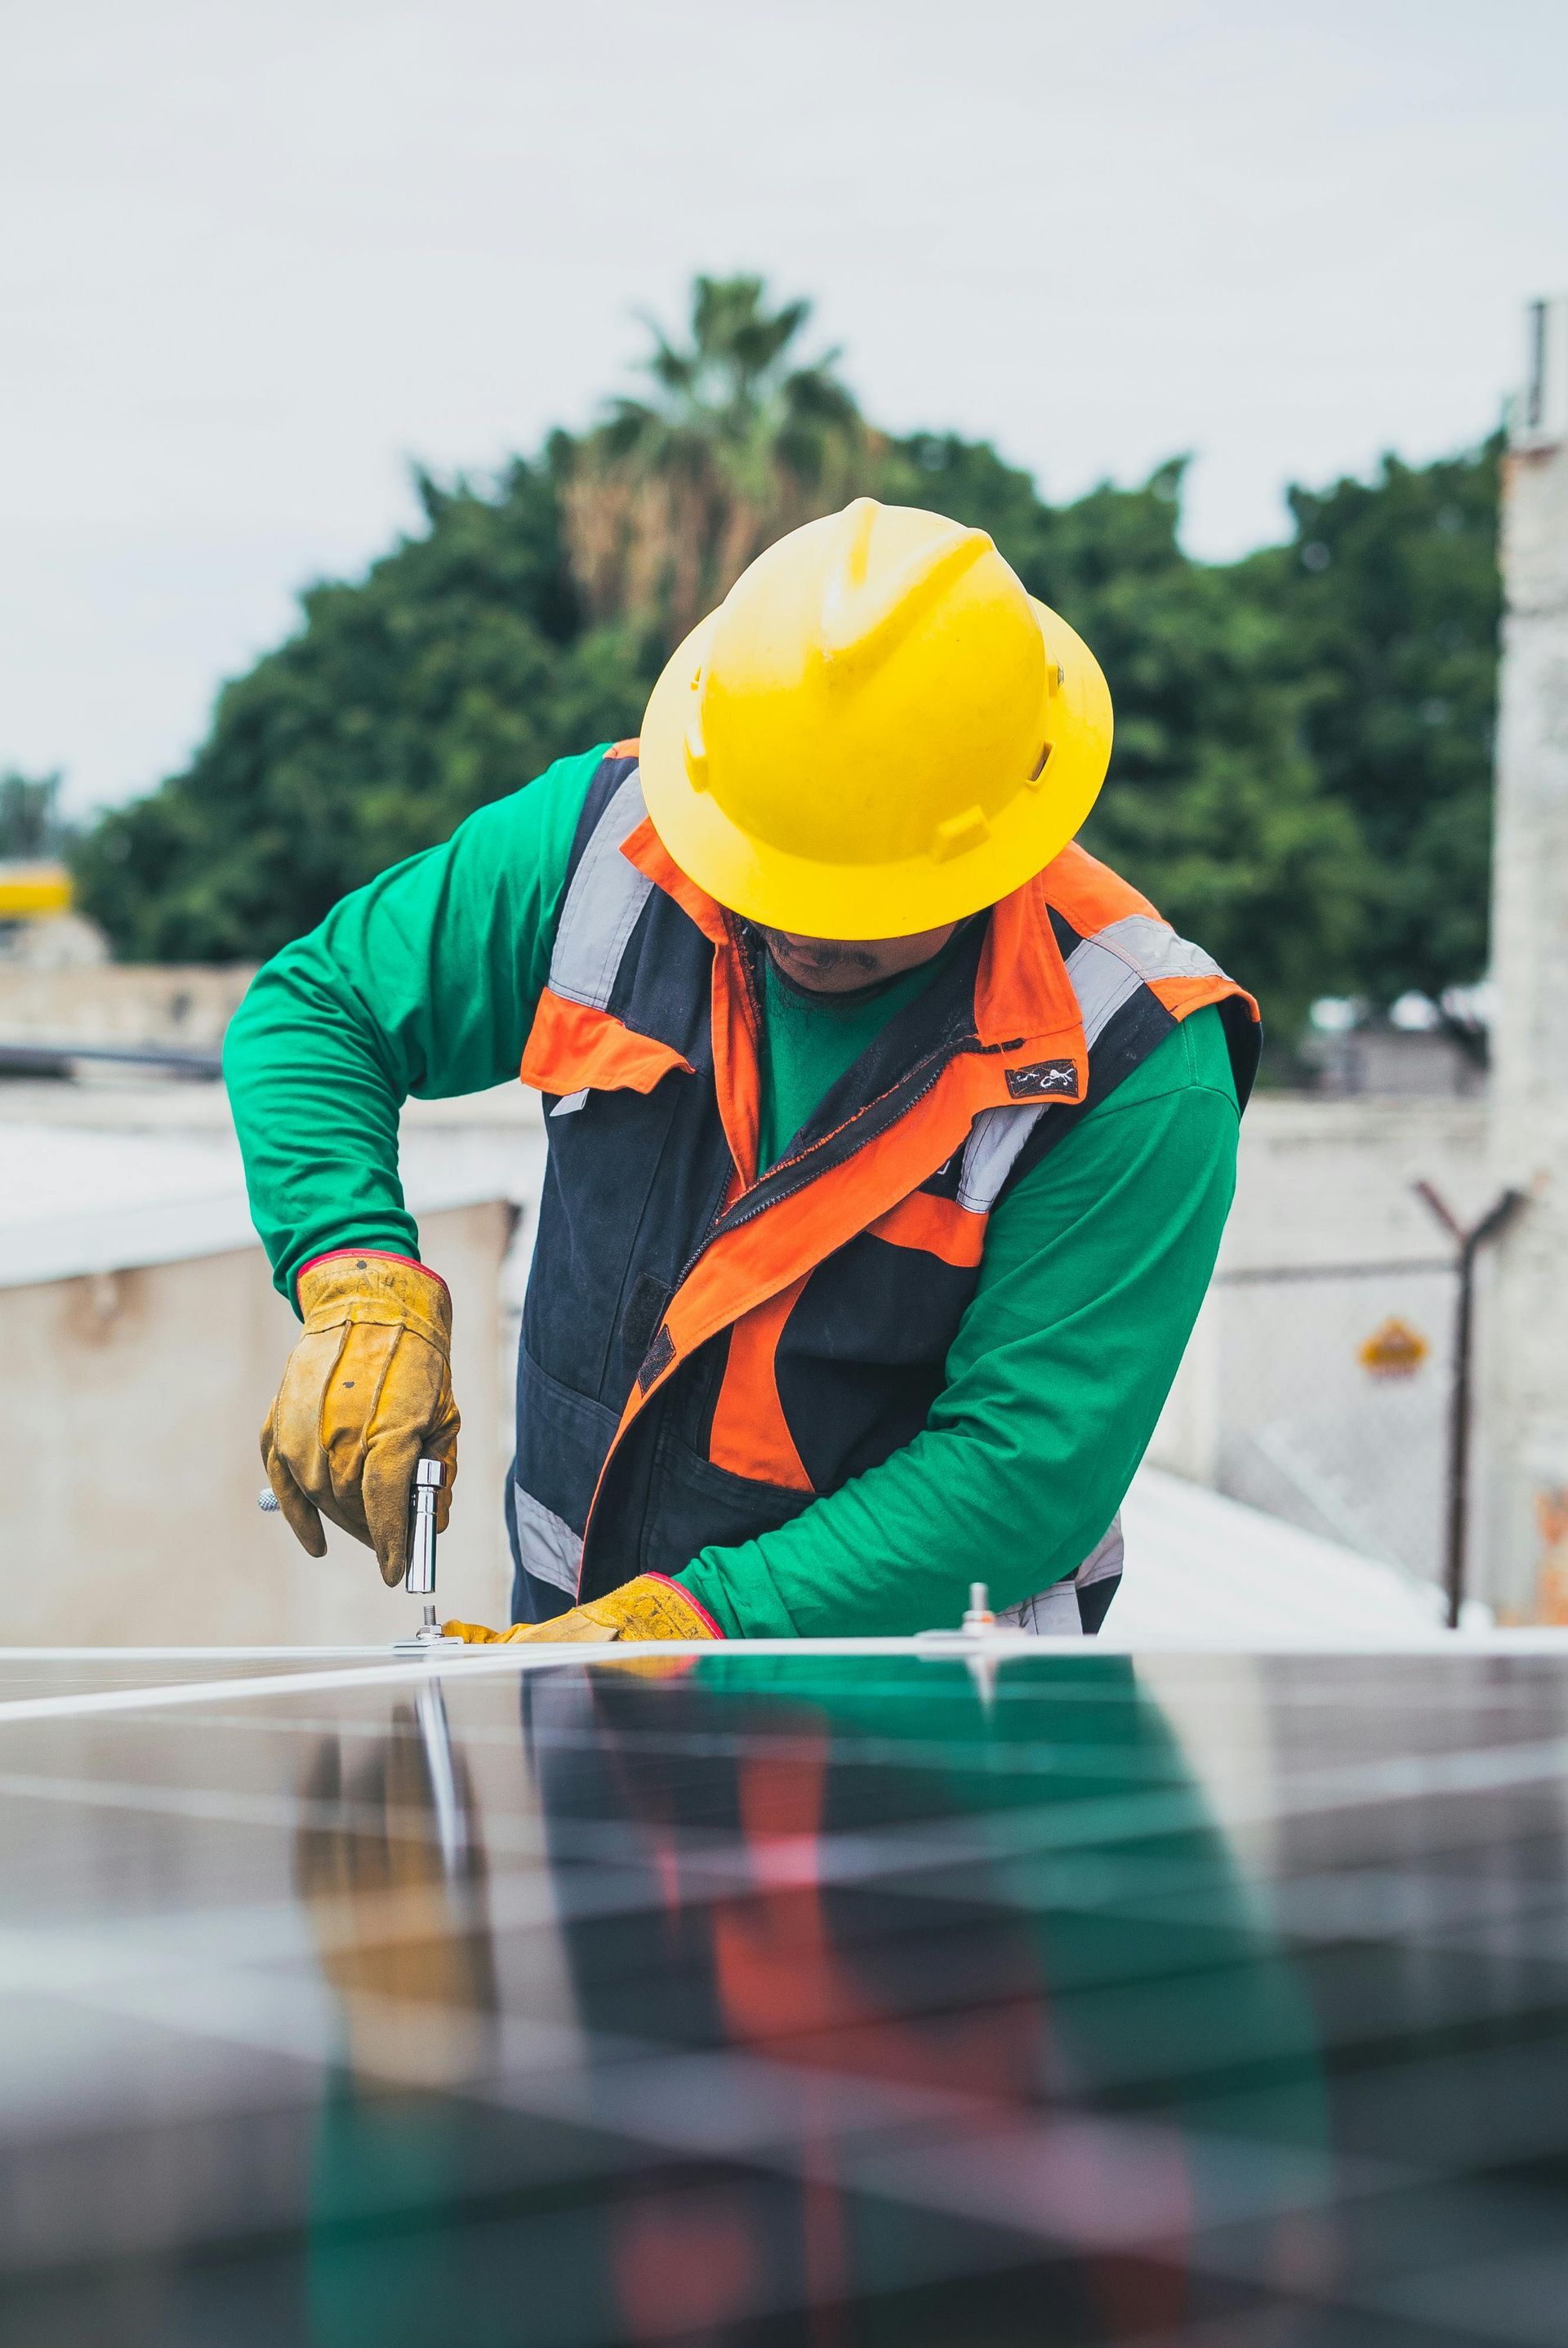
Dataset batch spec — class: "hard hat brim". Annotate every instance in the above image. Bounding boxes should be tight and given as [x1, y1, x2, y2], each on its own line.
[639, 599, 1113, 941]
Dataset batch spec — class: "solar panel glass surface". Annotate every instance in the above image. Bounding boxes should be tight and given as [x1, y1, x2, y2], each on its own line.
[2, 1645, 1566, 2346]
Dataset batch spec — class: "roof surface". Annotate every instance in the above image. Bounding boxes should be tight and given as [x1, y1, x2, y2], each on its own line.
[0, 1116, 519, 1287]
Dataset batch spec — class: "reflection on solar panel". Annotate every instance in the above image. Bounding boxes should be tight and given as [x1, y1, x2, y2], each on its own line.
[2, 1644, 1567, 2344]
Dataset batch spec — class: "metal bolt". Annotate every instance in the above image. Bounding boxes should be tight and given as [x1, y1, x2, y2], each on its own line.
[962, 1581, 995, 1632]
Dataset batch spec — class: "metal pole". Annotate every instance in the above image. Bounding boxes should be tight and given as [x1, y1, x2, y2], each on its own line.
[1414, 1183, 1525, 1627]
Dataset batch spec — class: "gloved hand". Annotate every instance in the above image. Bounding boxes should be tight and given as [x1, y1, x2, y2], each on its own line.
[444, 1575, 720, 1644]
[262, 1250, 459, 1586]
[294, 1709, 495, 2087]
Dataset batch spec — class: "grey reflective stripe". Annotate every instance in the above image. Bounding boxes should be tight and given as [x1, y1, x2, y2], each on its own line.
[1064, 912, 1223, 1046]
[550, 1089, 589, 1117]
[1073, 1513, 1125, 1587]
[547, 767, 653, 1010]
[1097, 912, 1223, 986]
[1062, 935, 1144, 1045]
[511, 1480, 581, 1593]
[994, 1514, 1124, 1638]
[997, 1583, 1083, 1636]
[956, 1103, 1045, 1213]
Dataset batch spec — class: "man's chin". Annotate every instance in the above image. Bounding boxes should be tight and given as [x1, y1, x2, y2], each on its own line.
[758, 930, 880, 992]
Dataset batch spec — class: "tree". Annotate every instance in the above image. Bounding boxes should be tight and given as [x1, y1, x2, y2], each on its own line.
[1239, 439, 1500, 1020]
[562, 274, 872, 639]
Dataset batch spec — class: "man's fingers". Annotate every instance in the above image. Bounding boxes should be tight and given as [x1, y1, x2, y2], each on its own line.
[276, 1480, 328, 1559]
[261, 1427, 327, 1560]
[360, 1432, 420, 1587]
[265, 1304, 459, 1588]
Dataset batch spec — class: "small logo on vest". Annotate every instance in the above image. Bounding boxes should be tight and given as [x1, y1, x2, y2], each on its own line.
[1005, 1058, 1079, 1100]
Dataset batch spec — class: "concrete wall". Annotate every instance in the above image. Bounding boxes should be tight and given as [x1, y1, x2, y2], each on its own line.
[0, 962, 254, 1048]
[1215, 1094, 1491, 1272]
[1147, 1094, 1490, 1593]
[3, 1198, 513, 1645]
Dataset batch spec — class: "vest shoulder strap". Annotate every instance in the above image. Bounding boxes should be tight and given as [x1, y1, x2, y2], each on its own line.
[548, 750, 651, 1013]
[952, 846, 1260, 1211]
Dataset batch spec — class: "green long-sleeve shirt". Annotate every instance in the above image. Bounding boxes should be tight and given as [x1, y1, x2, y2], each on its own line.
[224, 744, 1241, 1637]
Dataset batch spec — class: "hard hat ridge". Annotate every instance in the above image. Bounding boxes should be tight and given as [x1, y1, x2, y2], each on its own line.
[813, 497, 995, 679]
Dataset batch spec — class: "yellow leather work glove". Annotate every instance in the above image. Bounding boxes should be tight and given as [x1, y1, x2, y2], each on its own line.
[294, 1709, 495, 2087]
[444, 1575, 720, 1644]
[262, 1250, 460, 1586]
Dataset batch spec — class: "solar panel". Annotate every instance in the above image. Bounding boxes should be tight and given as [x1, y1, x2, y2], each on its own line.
[2, 1642, 1566, 2345]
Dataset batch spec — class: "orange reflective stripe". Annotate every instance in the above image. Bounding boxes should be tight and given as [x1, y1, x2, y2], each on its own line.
[629, 1049, 1007, 1402]
[623, 814, 762, 1183]
[1149, 972, 1262, 1026]
[707, 1277, 813, 1491]
[1043, 840, 1160, 933]
[866, 1189, 987, 1268]
[520, 988, 693, 1096]
[622, 814, 728, 945]
[582, 1054, 1014, 1547]
[710, 950, 761, 1187]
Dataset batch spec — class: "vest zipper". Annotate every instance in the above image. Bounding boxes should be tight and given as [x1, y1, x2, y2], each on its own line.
[670, 1043, 964, 1296]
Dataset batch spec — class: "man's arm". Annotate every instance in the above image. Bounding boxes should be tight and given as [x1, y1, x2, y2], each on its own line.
[224, 746, 606, 1301]
[677, 1007, 1241, 1637]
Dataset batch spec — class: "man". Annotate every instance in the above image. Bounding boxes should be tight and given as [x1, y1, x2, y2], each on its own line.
[227, 497, 1258, 1646]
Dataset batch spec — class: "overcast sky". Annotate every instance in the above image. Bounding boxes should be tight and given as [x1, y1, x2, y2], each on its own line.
[3, 0, 1566, 816]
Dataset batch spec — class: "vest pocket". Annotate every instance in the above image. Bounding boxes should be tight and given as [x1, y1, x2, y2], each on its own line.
[513, 1344, 621, 1547]
[638, 1420, 816, 1582]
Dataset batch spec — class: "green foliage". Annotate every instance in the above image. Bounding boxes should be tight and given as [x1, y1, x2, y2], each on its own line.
[70, 274, 1502, 1040]
[564, 274, 870, 640]
[1238, 440, 1500, 1010]
[601, 274, 861, 483]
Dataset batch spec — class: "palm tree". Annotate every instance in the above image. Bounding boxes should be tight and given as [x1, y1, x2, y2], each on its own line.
[563, 276, 875, 641]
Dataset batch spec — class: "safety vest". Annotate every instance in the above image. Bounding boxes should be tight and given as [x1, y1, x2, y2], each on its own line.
[509, 744, 1260, 1630]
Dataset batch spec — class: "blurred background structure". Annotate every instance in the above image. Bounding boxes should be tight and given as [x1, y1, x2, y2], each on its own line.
[2, 0, 1566, 1637]
[1484, 296, 1568, 1622]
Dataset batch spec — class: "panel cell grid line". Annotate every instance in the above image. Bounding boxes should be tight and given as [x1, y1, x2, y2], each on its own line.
[2, 1645, 1568, 2346]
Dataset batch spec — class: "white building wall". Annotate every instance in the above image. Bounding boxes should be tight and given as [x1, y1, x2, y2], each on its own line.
[1148, 1094, 1489, 1594]
[2, 1198, 513, 1645]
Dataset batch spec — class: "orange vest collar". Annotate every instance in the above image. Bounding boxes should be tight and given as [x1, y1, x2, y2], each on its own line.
[974, 868, 1087, 1056]
[622, 815, 728, 947]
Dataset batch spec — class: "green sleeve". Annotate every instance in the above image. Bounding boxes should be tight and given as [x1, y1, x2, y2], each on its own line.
[678, 1007, 1241, 1637]
[223, 746, 607, 1302]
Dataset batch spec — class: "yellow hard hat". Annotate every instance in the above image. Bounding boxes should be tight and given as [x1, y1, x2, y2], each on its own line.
[639, 497, 1112, 939]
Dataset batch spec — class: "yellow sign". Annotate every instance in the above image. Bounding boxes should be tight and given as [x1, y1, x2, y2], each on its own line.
[1358, 1317, 1429, 1379]
[0, 860, 72, 920]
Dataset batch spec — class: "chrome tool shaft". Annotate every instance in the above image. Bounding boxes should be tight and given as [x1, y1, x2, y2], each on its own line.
[404, 1457, 443, 1596]
[394, 1459, 463, 1650]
